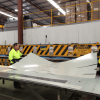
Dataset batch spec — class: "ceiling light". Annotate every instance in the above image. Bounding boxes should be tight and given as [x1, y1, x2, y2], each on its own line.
[27, 7, 29, 9]
[0, 11, 18, 20]
[47, 0, 66, 15]
[15, 9, 18, 12]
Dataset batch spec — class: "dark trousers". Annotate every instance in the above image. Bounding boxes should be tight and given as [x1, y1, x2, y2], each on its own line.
[10, 63, 20, 87]
[14, 81, 21, 86]
[96, 64, 100, 100]
[97, 63, 100, 75]
[96, 97, 100, 100]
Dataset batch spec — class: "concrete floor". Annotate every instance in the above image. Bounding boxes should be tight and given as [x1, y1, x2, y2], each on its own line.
[0, 80, 96, 100]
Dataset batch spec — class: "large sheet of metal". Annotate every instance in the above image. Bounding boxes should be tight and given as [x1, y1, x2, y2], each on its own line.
[9, 52, 97, 78]
[0, 53, 99, 97]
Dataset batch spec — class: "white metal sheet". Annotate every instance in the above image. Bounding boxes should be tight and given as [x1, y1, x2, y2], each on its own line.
[9, 52, 97, 78]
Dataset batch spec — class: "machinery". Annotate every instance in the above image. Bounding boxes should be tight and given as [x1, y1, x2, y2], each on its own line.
[0, 43, 100, 65]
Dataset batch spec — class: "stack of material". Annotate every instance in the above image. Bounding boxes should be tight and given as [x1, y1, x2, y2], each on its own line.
[76, 0, 81, 22]
[91, 0, 99, 20]
[3, 21, 18, 31]
[70, 1, 76, 23]
[65, 2, 71, 24]
[65, 1, 76, 24]
[80, 0, 88, 21]
[98, 1, 100, 20]
[3, 20, 33, 31]
[65, 0, 91, 24]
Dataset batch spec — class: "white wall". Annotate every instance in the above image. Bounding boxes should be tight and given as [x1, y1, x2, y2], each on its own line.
[23, 21, 100, 44]
[0, 30, 18, 45]
[0, 21, 100, 45]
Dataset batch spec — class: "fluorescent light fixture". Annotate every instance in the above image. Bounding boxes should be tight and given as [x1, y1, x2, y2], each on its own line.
[27, 7, 29, 9]
[15, 9, 18, 12]
[47, 0, 66, 15]
[0, 11, 18, 20]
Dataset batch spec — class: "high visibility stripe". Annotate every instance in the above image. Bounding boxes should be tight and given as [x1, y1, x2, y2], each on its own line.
[54, 45, 61, 55]
[23, 46, 28, 54]
[61, 45, 68, 56]
[56, 46, 64, 55]
[24, 46, 31, 55]
[57, 45, 66, 56]
[45, 48, 49, 55]
[42, 45, 50, 55]
[37, 46, 40, 55]
[27, 46, 33, 54]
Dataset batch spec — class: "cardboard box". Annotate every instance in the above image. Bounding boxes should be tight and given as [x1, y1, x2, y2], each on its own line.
[80, 0, 87, 3]
[80, 0, 88, 21]
[76, 0, 81, 22]
[99, 1, 100, 19]
[80, 5, 87, 21]
[70, 1, 76, 23]
[65, 1, 76, 24]
[91, 0, 99, 20]
[65, 2, 71, 24]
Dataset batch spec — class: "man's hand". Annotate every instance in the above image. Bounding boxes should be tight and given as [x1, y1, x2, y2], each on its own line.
[95, 67, 100, 71]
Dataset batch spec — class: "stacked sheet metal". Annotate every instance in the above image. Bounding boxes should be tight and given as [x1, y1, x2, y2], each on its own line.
[0, 53, 99, 96]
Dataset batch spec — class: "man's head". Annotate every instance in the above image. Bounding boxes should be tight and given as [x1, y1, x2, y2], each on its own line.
[13, 43, 19, 50]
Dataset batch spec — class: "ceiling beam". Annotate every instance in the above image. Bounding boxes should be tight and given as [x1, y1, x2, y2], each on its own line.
[0, 0, 9, 4]
[0, 5, 44, 25]
[24, 8, 51, 24]
[0, 0, 52, 25]
[25, 0, 62, 23]
[0, 5, 17, 15]
[33, 20, 43, 26]
[0, 18, 7, 21]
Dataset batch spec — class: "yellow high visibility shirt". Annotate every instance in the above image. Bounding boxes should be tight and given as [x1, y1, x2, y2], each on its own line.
[9, 49, 22, 64]
[99, 58, 100, 64]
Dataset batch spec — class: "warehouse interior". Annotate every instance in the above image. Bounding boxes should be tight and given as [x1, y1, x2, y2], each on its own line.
[0, 0, 100, 100]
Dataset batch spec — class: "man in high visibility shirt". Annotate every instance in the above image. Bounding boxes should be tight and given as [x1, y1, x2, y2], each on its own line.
[9, 43, 23, 88]
[95, 50, 100, 100]
[98, 58, 100, 74]
[97, 49, 100, 75]
[9, 43, 22, 64]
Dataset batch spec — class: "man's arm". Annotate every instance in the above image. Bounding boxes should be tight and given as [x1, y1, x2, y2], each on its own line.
[19, 51, 23, 57]
[9, 51, 13, 62]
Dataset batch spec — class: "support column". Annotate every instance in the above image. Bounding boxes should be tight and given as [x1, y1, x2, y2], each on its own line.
[17, 0, 23, 44]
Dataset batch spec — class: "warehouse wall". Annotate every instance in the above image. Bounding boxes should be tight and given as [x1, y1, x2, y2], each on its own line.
[0, 21, 100, 45]
[0, 31, 18, 45]
[23, 21, 100, 44]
